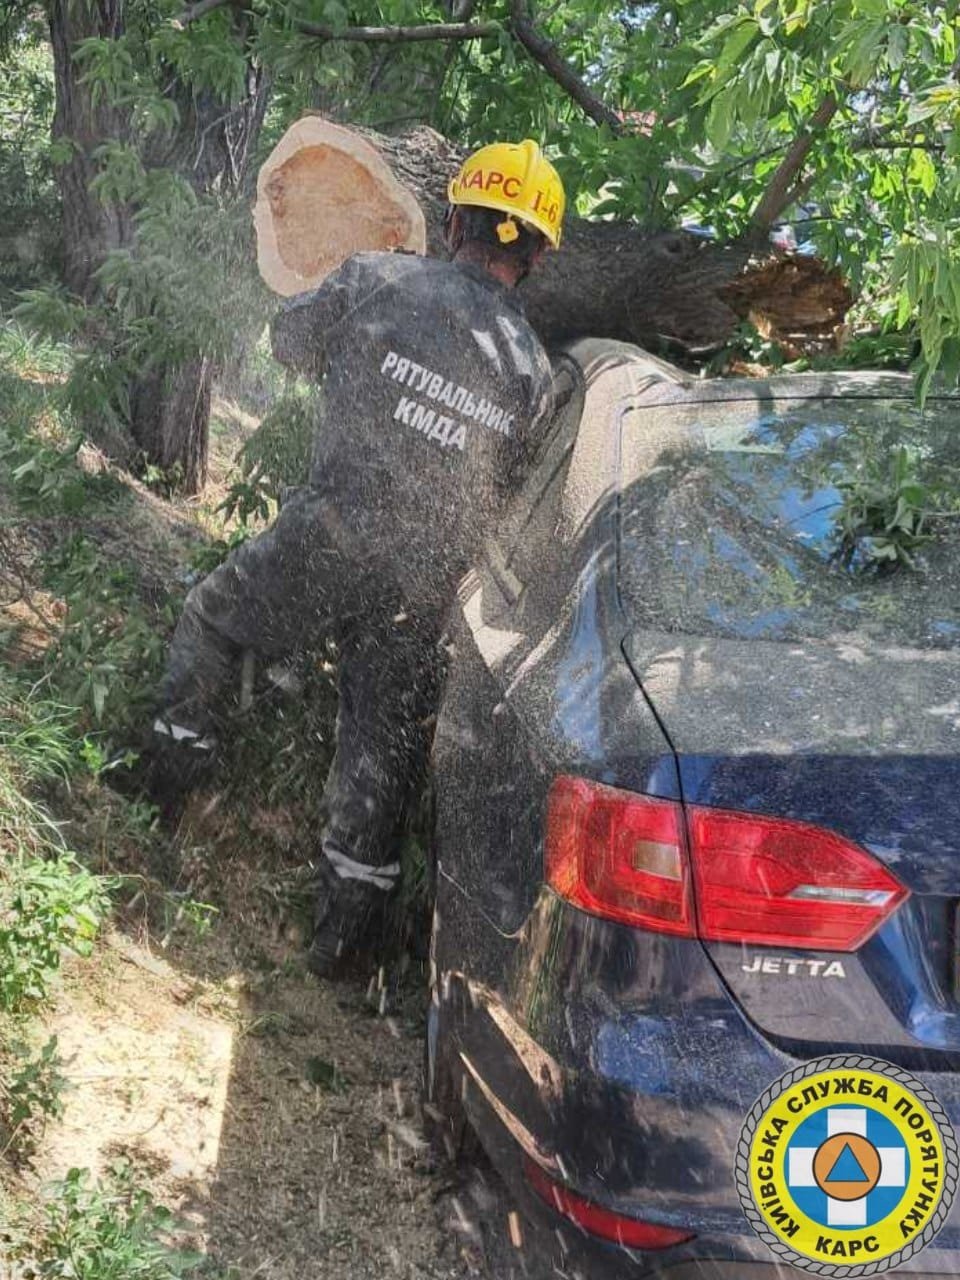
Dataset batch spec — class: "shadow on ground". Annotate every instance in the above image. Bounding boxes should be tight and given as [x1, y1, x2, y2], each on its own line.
[36, 898, 562, 1279]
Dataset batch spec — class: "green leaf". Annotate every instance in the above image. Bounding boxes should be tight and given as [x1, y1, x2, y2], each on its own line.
[92, 679, 107, 722]
[887, 24, 908, 72]
[841, 19, 888, 88]
[706, 83, 737, 152]
[716, 18, 760, 75]
[304, 1057, 348, 1092]
[908, 148, 938, 199]
[681, 60, 714, 89]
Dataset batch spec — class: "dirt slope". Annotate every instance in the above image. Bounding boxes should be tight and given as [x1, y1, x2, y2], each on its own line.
[30, 926, 484, 1280]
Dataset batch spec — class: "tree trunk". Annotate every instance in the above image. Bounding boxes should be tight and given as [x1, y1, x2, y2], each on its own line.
[129, 355, 213, 489]
[48, 1, 269, 494]
[257, 118, 852, 360]
[128, 64, 269, 493]
[366, 126, 762, 351]
[49, 0, 132, 301]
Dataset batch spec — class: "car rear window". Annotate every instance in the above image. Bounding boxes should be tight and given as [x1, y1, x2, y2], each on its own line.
[618, 397, 960, 648]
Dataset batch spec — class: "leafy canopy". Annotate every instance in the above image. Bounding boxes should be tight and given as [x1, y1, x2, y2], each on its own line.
[7, 0, 960, 399]
[453, 0, 960, 390]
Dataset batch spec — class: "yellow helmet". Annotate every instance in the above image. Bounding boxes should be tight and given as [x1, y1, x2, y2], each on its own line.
[447, 139, 565, 249]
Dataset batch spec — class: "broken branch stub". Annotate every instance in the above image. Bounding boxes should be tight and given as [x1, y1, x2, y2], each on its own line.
[254, 116, 427, 296]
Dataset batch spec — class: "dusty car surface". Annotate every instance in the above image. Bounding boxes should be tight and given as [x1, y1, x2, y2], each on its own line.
[427, 339, 960, 1278]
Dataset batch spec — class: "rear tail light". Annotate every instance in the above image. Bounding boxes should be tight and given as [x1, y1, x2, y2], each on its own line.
[523, 1156, 695, 1250]
[545, 776, 693, 936]
[688, 806, 908, 950]
[545, 776, 908, 952]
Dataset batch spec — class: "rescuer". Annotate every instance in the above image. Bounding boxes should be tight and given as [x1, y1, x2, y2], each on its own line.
[150, 140, 567, 975]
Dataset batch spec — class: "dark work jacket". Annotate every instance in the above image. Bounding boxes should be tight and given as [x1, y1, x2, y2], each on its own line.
[271, 251, 555, 613]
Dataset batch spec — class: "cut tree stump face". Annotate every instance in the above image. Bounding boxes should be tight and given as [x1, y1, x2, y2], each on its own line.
[255, 117, 426, 296]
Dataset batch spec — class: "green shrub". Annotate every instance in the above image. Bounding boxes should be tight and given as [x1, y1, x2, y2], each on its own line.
[0, 852, 109, 1012]
[0, 420, 125, 517]
[12, 1165, 206, 1280]
[217, 390, 314, 527]
[40, 535, 176, 731]
[0, 1035, 67, 1160]
[187, 525, 253, 577]
[0, 326, 125, 517]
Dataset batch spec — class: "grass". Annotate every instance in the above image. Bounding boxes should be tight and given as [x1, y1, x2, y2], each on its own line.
[0, 675, 77, 782]
[0, 317, 191, 1261]
[3, 1164, 209, 1280]
[0, 319, 72, 380]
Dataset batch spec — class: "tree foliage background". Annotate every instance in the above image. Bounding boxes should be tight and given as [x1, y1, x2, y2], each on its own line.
[3, 0, 960, 488]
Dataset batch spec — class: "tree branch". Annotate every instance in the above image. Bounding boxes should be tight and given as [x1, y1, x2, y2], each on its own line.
[782, 168, 817, 213]
[176, 0, 236, 26]
[750, 93, 839, 230]
[178, 0, 624, 132]
[854, 139, 944, 152]
[669, 141, 792, 215]
[177, 0, 498, 42]
[293, 17, 500, 43]
[508, 0, 623, 132]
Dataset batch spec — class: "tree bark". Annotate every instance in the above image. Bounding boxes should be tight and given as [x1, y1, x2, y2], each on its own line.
[49, 0, 132, 301]
[365, 125, 760, 351]
[129, 355, 213, 486]
[48, 0, 268, 493]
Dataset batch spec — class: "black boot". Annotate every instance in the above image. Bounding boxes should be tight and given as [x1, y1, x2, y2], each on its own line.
[306, 857, 385, 978]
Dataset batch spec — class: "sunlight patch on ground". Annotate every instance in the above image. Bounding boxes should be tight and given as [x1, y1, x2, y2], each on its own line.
[37, 936, 237, 1200]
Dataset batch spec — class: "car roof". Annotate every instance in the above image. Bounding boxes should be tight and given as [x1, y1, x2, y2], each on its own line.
[634, 368, 919, 407]
[562, 337, 959, 407]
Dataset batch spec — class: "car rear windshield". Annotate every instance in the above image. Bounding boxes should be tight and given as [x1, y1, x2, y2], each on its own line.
[618, 396, 960, 648]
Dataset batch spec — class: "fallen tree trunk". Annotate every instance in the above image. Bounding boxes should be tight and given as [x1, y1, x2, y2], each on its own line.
[720, 254, 854, 355]
[366, 125, 760, 350]
[255, 118, 761, 351]
[256, 117, 856, 363]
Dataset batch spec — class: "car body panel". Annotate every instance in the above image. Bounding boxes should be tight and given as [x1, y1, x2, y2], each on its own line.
[431, 341, 960, 1275]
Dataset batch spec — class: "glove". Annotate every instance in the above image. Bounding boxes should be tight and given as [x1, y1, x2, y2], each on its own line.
[143, 713, 218, 808]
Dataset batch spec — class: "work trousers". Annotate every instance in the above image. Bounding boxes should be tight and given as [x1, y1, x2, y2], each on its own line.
[162, 486, 444, 883]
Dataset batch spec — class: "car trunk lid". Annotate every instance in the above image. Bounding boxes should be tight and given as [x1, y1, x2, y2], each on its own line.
[624, 627, 960, 1057]
[616, 391, 960, 1057]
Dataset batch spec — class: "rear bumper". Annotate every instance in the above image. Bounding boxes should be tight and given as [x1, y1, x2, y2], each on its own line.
[437, 880, 960, 1275]
[653, 1268, 957, 1280]
[460, 1047, 960, 1278]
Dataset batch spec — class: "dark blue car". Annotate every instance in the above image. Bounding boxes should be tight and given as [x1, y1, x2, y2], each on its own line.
[425, 340, 960, 1278]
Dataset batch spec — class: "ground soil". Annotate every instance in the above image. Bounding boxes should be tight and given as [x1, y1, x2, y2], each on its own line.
[24, 920, 497, 1280]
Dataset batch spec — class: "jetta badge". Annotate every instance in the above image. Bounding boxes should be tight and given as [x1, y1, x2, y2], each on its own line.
[736, 1055, 959, 1275]
[742, 955, 847, 978]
